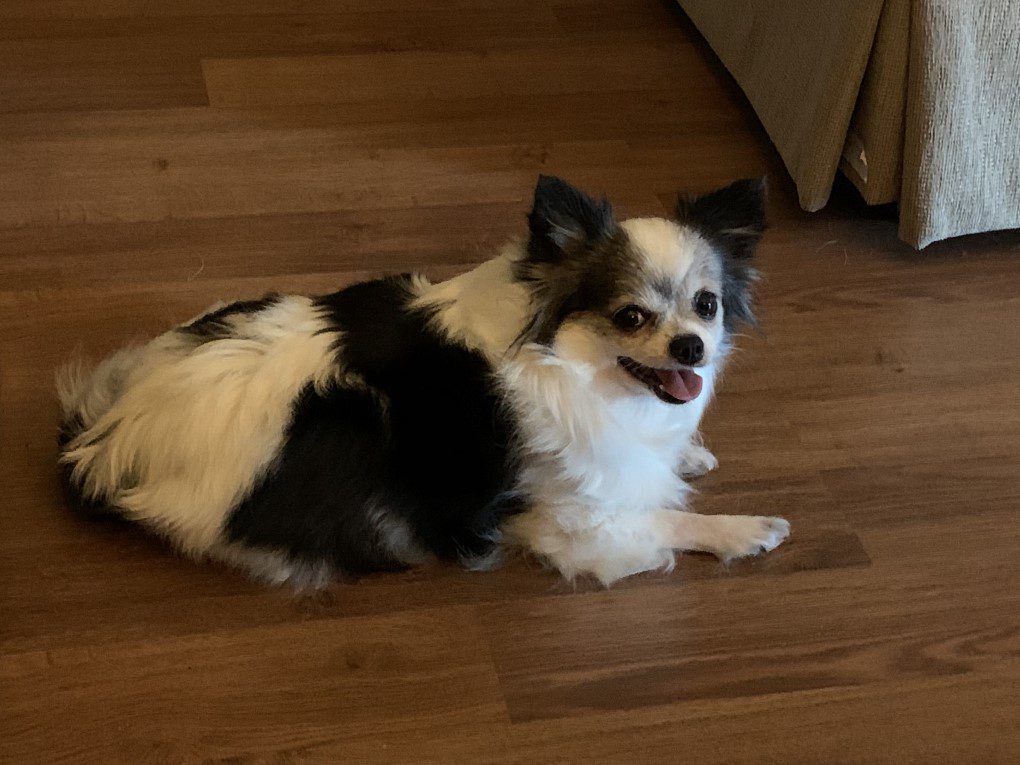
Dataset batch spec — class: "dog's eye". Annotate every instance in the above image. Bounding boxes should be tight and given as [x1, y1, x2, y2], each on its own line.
[693, 290, 718, 320]
[613, 305, 650, 331]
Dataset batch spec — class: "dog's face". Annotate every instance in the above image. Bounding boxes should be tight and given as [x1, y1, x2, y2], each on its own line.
[515, 175, 764, 405]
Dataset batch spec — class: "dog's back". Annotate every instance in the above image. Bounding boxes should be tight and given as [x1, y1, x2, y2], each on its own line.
[55, 283, 521, 584]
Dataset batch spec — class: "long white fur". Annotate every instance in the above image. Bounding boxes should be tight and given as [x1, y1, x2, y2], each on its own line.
[58, 218, 789, 586]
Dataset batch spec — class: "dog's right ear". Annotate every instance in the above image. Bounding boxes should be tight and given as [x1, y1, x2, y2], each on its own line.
[526, 175, 615, 265]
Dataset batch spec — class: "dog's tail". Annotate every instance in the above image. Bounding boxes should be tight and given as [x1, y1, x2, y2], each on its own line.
[56, 347, 149, 516]
[55, 346, 145, 448]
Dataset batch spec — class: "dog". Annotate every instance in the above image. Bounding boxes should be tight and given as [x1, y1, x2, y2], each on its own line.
[57, 175, 789, 587]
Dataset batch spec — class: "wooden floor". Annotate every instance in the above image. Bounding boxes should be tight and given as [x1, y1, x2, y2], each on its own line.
[2, 1, 1019, 761]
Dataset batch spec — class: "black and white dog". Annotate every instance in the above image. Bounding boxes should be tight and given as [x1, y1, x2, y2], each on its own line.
[58, 176, 789, 586]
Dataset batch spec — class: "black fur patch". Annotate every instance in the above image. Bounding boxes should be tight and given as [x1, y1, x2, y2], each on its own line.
[515, 175, 638, 344]
[223, 276, 523, 571]
[58, 416, 127, 517]
[179, 294, 281, 343]
[57, 411, 86, 450]
[57, 409, 93, 514]
[58, 463, 121, 518]
[675, 178, 766, 331]
[526, 175, 615, 265]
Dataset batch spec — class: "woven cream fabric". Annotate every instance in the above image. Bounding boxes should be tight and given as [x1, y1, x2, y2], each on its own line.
[899, 0, 1020, 247]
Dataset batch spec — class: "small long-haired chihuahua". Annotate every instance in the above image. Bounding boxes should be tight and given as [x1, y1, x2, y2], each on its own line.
[58, 176, 789, 587]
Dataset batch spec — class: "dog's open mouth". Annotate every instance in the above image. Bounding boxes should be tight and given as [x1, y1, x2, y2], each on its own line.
[618, 357, 703, 404]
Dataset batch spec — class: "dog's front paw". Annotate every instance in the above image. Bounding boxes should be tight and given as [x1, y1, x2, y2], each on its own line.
[704, 515, 790, 560]
[679, 443, 719, 477]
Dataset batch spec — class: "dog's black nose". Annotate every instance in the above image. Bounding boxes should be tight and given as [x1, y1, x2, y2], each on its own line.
[669, 334, 704, 365]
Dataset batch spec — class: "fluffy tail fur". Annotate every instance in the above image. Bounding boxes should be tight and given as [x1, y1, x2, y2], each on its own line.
[56, 347, 144, 447]
[55, 347, 150, 515]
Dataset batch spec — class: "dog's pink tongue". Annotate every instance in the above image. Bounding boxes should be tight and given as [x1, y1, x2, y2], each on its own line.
[654, 368, 703, 402]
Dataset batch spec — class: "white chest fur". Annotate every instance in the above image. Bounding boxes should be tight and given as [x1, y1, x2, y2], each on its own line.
[500, 346, 712, 518]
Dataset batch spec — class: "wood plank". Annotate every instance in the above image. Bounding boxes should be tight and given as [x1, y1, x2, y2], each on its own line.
[503, 674, 1020, 762]
[0, 205, 522, 292]
[0, 96, 763, 230]
[0, 607, 512, 762]
[0, 129, 628, 228]
[821, 456, 1020, 529]
[0, 2, 563, 112]
[201, 41, 705, 107]
[0, 0, 545, 19]
[482, 563, 1018, 723]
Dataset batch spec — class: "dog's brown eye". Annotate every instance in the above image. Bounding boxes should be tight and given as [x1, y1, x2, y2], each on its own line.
[613, 305, 650, 330]
[694, 290, 718, 320]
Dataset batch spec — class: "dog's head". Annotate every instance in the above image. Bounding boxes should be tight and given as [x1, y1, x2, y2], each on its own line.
[514, 175, 765, 405]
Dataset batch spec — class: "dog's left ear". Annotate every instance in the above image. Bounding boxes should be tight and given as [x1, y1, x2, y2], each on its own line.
[526, 175, 615, 266]
[675, 178, 766, 329]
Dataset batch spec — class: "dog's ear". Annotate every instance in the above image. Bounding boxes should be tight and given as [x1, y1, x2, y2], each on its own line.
[675, 177, 766, 257]
[675, 178, 766, 329]
[526, 175, 615, 265]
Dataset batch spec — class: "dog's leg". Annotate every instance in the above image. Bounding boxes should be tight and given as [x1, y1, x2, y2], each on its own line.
[662, 510, 790, 560]
[504, 507, 676, 585]
[506, 504, 789, 585]
[678, 435, 718, 477]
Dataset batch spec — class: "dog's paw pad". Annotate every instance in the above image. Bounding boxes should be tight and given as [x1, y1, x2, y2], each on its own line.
[711, 516, 790, 560]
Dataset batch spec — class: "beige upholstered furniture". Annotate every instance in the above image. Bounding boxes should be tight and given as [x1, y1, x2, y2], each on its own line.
[679, 0, 1020, 248]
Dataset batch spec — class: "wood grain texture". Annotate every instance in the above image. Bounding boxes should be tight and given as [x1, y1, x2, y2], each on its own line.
[1, 0, 1018, 761]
